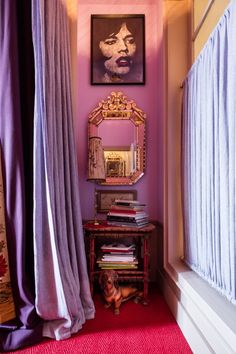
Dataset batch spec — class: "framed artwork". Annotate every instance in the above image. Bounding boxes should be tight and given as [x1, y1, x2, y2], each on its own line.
[91, 14, 145, 85]
[97, 190, 137, 213]
[104, 147, 130, 178]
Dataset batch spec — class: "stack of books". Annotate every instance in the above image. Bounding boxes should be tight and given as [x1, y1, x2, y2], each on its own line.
[106, 199, 149, 228]
[97, 243, 138, 269]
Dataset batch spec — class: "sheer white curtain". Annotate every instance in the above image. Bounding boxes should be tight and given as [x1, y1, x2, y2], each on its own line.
[31, 0, 95, 339]
[182, 0, 236, 304]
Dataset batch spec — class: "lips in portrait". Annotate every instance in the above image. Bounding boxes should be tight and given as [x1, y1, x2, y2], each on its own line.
[116, 56, 132, 67]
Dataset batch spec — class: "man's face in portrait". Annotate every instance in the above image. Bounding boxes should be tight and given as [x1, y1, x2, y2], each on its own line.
[99, 22, 136, 77]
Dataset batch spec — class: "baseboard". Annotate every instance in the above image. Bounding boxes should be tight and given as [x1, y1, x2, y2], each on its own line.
[158, 262, 236, 354]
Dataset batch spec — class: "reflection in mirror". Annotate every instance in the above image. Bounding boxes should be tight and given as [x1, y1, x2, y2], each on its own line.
[104, 147, 135, 178]
[99, 120, 135, 146]
[88, 92, 146, 185]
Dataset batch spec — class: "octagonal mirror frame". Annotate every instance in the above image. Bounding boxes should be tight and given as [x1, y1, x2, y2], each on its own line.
[88, 91, 146, 185]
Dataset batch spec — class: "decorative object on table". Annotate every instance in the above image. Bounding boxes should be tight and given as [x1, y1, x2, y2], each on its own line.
[107, 199, 149, 228]
[96, 189, 137, 213]
[91, 14, 145, 85]
[99, 269, 143, 315]
[87, 136, 106, 225]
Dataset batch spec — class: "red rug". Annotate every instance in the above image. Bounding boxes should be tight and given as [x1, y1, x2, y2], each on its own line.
[4, 286, 192, 353]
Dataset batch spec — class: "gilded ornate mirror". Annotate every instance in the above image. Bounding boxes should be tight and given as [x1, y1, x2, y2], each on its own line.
[88, 91, 146, 185]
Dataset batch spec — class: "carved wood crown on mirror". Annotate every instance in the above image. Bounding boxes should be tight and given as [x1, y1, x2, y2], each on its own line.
[88, 92, 146, 185]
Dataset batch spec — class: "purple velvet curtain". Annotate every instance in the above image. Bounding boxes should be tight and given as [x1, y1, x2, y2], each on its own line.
[0, 0, 42, 351]
[0, 0, 95, 350]
[31, 0, 95, 340]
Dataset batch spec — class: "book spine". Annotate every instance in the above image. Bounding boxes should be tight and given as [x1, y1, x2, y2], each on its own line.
[110, 205, 144, 211]
[108, 211, 147, 218]
[114, 199, 145, 205]
[109, 209, 143, 215]
[107, 222, 148, 228]
[97, 260, 138, 264]
[99, 265, 138, 269]
[107, 215, 148, 222]
[101, 250, 134, 254]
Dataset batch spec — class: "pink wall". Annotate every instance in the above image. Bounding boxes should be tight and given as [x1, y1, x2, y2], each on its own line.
[76, 0, 163, 222]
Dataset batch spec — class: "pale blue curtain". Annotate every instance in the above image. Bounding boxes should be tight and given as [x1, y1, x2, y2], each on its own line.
[182, 0, 236, 303]
[31, 0, 95, 339]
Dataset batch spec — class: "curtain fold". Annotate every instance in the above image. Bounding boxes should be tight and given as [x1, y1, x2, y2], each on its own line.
[31, 0, 95, 340]
[182, 0, 236, 303]
[0, 0, 43, 351]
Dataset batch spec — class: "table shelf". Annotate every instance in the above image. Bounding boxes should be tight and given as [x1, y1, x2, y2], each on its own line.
[83, 221, 155, 302]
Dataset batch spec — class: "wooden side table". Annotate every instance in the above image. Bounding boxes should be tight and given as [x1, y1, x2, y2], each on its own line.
[83, 221, 155, 303]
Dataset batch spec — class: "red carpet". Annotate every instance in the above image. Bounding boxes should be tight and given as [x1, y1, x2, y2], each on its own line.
[4, 286, 192, 353]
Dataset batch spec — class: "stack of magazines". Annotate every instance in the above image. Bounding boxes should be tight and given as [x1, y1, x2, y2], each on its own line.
[107, 199, 149, 228]
[97, 243, 138, 269]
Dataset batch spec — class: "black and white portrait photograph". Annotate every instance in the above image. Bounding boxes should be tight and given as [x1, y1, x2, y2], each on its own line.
[91, 14, 145, 85]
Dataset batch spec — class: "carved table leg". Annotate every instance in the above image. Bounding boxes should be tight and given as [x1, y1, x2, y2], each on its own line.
[143, 235, 149, 305]
[89, 235, 95, 296]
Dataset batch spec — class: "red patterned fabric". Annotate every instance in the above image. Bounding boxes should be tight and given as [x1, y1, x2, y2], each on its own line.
[0, 148, 15, 323]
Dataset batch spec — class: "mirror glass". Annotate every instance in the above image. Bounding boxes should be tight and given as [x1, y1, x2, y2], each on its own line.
[88, 91, 146, 185]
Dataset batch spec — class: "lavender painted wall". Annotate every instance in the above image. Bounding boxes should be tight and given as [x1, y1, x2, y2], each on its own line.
[76, 0, 163, 222]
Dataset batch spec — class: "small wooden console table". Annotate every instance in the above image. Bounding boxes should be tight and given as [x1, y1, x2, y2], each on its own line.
[83, 222, 155, 303]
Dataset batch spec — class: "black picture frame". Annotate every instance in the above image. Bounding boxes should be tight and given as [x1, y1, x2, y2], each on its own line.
[91, 14, 145, 85]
